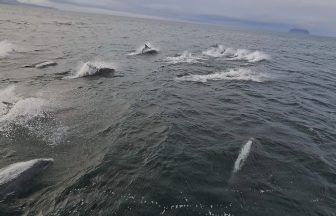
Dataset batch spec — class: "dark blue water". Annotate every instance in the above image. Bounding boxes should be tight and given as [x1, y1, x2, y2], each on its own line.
[0, 4, 336, 216]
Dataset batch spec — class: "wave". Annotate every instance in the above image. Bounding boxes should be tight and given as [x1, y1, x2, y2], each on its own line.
[0, 40, 15, 58]
[128, 42, 159, 56]
[232, 139, 253, 173]
[203, 45, 270, 62]
[175, 68, 266, 83]
[164, 51, 205, 64]
[66, 61, 116, 79]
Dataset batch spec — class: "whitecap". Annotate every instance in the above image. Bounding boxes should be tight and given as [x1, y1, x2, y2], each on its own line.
[175, 68, 266, 83]
[0, 40, 15, 58]
[164, 51, 205, 64]
[232, 139, 253, 173]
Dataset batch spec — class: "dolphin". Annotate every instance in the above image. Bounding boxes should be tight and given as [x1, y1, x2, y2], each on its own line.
[86, 63, 115, 77]
[142, 44, 151, 54]
[232, 139, 253, 173]
[23, 61, 58, 69]
[35, 61, 58, 69]
[142, 49, 158, 55]
[141, 44, 158, 55]
[1, 101, 13, 106]
[0, 158, 54, 197]
[1, 101, 14, 116]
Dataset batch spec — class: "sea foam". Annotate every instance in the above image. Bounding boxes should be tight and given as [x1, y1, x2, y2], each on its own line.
[175, 68, 266, 83]
[233, 139, 253, 173]
[203, 45, 270, 63]
[0, 40, 15, 58]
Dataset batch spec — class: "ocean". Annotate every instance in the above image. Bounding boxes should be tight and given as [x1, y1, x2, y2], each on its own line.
[0, 4, 336, 216]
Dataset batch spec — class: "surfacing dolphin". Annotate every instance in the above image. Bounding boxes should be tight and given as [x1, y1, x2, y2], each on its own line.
[0, 158, 54, 197]
[86, 62, 115, 77]
[141, 43, 158, 55]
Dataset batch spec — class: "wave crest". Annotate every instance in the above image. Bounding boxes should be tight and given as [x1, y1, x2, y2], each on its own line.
[175, 68, 266, 83]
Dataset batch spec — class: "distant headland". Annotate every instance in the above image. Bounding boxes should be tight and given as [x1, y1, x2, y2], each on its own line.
[289, 28, 310, 35]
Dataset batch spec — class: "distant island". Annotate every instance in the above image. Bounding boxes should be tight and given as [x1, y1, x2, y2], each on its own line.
[289, 28, 310, 35]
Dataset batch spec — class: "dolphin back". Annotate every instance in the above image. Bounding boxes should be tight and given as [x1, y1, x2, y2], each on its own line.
[0, 158, 54, 197]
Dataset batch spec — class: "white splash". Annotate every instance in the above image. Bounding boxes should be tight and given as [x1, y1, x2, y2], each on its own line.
[0, 40, 15, 58]
[0, 97, 48, 123]
[0, 86, 19, 116]
[202, 45, 228, 58]
[164, 51, 205, 64]
[230, 49, 270, 63]
[0, 86, 67, 145]
[175, 68, 266, 83]
[0, 86, 49, 123]
[67, 61, 116, 79]
[233, 139, 253, 173]
[203, 45, 270, 63]
[128, 42, 159, 56]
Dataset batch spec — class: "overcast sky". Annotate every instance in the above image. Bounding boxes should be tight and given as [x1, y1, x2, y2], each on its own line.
[17, 0, 336, 36]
